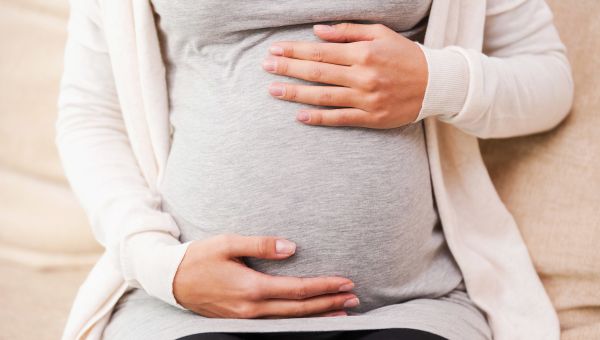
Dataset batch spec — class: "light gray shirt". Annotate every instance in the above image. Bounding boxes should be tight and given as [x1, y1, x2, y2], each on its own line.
[103, 1, 491, 339]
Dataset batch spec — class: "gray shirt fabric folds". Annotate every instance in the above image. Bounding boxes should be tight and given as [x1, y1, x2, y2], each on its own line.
[103, 1, 492, 339]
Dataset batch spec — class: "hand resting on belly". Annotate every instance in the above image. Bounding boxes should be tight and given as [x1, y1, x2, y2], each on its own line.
[173, 233, 360, 319]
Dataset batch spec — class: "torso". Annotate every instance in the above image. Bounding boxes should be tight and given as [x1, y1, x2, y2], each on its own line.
[103, 1, 491, 339]
[155, 0, 462, 313]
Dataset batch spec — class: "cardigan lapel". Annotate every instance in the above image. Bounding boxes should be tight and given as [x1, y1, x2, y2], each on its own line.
[131, 0, 171, 187]
[100, 0, 160, 191]
[423, 1, 559, 339]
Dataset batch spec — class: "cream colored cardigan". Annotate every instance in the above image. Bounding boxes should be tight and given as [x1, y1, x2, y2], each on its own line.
[55, 0, 573, 339]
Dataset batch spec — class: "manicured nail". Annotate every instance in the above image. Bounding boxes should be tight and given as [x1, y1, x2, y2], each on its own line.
[343, 297, 360, 308]
[269, 45, 284, 56]
[262, 58, 277, 72]
[276, 239, 296, 254]
[338, 282, 354, 292]
[269, 84, 285, 97]
[297, 110, 310, 122]
[314, 24, 335, 32]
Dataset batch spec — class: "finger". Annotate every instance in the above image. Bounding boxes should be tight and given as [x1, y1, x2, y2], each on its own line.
[263, 56, 360, 88]
[254, 274, 355, 300]
[254, 293, 359, 318]
[297, 108, 379, 128]
[218, 234, 297, 259]
[268, 41, 361, 66]
[313, 23, 389, 43]
[268, 82, 363, 109]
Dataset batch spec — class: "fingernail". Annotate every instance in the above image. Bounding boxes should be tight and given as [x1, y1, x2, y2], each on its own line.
[338, 282, 354, 292]
[269, 84, 285, 97]
[262, 58, 277, 72]
[297, 110, 310, 122]
[343, 297, 360, 308]
[269, 45, 284, 56]
[276, 239, 296, 254]
[314, 24, 335, 32]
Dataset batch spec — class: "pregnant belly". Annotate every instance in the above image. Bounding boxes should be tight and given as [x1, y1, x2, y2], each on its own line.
[159, 116, 458, 313]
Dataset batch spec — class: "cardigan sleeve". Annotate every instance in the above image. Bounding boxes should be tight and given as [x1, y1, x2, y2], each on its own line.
[55, 0, 190, 309]
[416, 0, 574, 139]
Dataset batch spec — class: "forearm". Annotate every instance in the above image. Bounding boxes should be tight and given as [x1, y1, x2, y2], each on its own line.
[415, 0, 574, 139]
[56, 0, 189, 308]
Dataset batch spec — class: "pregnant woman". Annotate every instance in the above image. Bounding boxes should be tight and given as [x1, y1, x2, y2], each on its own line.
[55, 0, 573, 340]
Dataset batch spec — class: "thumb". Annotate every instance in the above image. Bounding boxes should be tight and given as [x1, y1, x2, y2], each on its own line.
[313, 22, 384, 42]
[221, 234, 297, 259]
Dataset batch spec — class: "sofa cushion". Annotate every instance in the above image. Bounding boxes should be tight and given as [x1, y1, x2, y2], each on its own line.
[479, 1, 600, 338]
[0, 0, 101, 267]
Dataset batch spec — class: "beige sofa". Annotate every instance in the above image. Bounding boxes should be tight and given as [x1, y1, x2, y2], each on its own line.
[0, 1, 102, 339]
[480, 1, 600, 338]
[0, 0, 597, 339]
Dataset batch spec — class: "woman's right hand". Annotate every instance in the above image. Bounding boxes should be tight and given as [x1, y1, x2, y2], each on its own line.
[173, 233, 359, 319]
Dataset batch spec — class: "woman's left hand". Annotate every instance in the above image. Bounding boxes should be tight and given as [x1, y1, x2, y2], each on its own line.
[262, 22, 428, 129]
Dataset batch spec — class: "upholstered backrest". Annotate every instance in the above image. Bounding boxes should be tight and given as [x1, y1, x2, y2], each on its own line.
[480, 1, 600, 338]
[0, 0, 101, 267]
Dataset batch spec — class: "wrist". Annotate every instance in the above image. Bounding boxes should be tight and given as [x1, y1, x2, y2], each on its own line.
[414, 43, 470, 121]
[121, 231, 193, 309]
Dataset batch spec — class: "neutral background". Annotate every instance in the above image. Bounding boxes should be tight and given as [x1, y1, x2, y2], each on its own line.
[0, 0, 598, 339]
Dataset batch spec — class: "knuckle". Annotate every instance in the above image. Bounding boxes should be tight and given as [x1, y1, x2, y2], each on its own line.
[293, 281, 309, 299]
[370, 112, 386, 126]
[286, 86, 298, 101]
[310, 47, 325, 62]
[356, 44, 375, 64]
[235, 302, 258, 319]
[336, 22, 351, 34]
[367, 92, 384, 109]
[245, 289, 262, 302]
[308, 64, 323, 82]
[286, 45, 295, 58]
[310, 112, 322, 125]
[361, 72, 380, 92]
[218, 233, 236, 254]
[242, 276, 263, 301]
[256, 238, 271, 257]
[318, 90, 334, 105]
[336, 111, 351, 125]
[278, 59, 289, 74]
[293, 302, 309, 316]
